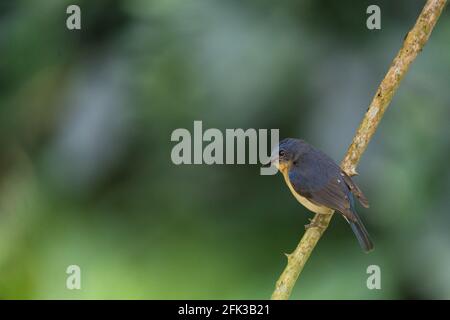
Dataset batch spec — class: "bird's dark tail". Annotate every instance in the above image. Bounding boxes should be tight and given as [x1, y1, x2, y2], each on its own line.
[347, 212, 374, 253]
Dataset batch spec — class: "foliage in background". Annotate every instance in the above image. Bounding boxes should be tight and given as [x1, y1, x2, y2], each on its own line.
[0, 0, 449, 299]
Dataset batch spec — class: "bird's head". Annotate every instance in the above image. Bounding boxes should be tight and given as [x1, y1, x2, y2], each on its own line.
[270, 138, 306, 173]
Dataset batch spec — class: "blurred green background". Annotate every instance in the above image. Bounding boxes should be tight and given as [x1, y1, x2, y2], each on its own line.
[0, 0, 449, 299]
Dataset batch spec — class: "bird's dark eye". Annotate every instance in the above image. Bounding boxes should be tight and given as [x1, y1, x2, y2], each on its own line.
[279, 150, 285, 157]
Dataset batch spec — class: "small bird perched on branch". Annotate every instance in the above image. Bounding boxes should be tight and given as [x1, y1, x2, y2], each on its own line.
[270, 138, 373, 252]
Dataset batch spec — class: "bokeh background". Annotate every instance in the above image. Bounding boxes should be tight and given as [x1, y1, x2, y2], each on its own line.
[0, 0, 449, 299]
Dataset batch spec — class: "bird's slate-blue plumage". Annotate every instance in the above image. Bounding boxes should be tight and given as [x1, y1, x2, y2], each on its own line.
[276, 138, 373, 252]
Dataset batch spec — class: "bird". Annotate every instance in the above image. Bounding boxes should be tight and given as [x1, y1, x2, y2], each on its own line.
[270, 138, 373, 252]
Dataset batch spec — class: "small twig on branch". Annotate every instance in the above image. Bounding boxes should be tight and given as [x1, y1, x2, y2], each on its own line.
[271, 0, 447, 300]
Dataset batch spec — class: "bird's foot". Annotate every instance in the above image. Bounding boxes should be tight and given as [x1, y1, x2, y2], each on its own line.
[304, 218, 326, 230]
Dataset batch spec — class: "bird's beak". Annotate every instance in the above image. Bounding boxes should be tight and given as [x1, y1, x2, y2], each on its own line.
[270, 154, 279, 165]
[261, 154, 279, 168]
[261, 160, 271, 168]
[262, 152, 279, 169]
[261, 147, 280, 169]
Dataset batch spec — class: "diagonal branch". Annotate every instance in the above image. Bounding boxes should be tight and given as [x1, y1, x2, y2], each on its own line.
[271, 0, 447, 300]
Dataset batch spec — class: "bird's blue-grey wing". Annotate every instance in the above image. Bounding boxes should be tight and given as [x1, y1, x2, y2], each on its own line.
[288, 150, 357, 221]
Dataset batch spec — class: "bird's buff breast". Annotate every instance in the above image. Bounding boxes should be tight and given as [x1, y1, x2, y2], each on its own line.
[281, 170, 331, 215]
